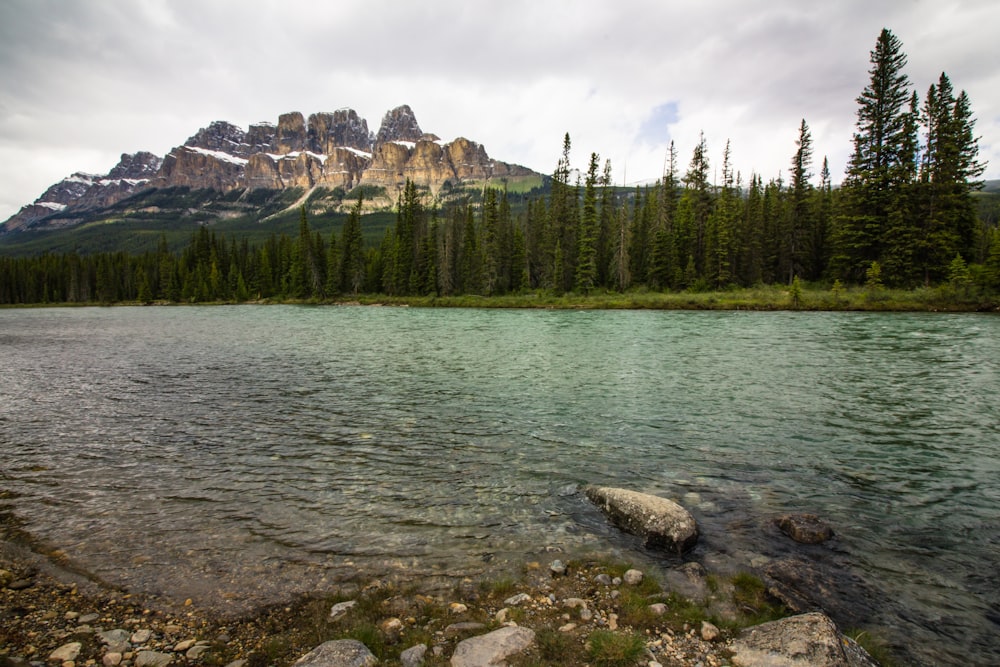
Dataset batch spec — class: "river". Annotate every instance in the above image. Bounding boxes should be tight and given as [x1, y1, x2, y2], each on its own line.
[0, 306, 997, 664]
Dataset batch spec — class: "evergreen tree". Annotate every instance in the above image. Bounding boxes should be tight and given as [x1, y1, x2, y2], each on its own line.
[340, 194, 366, 295]
[575, 152, 600, 293]
[784, 120, 814, 283]
[835, 28, 913, 282]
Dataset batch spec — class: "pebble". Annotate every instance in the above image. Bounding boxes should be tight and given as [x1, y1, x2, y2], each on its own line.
[549, 560, 567, 577]
[102, 655, 122, 667]
[78, 613, 100, 624]
[172, 640, 196, 653]
[612, 577, 622, 586]
[185, 645, 209, 660]
[134, 651, 172, 667]
[623, 569, 644, 585]
[595, 574, 613, 585]
[98, 630, 130, 645]
[608, 613, 619, 630]
[380, 618, 404, 636]
[130, 630, 151, 645]
[494, 608, 508, 623]
[399, 644, 427, 667]
[448, 602, 468, 614]
[502, 593, 531, 607]
[649, 603, 668, 616]
[329, 601, 356, 620]
[579, 609, 593, 622]
[558, 623, 577, 632]
[701, 620, 720, 641]
[444, 622, 486, 637]
[9, 578, 36, 590]
[563, 597, 588, 609]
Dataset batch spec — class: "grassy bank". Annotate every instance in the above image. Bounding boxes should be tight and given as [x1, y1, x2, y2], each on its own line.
[326, 284, 1000, 312]
[3, 285, 998, 312]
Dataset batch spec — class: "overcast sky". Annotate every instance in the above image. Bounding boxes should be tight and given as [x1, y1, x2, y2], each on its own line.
[1, 0, 998, 221]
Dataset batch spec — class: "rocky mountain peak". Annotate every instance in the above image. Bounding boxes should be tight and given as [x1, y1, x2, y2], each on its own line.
[375, 105, 423, 146]
[308, 109, 373, 154]
[275, 112, 307, 154]
[106, 152, 163, 180]
[184, 121, 248, 156]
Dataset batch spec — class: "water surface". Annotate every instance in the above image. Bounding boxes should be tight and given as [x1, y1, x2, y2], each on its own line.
[1, 306, 997, 665]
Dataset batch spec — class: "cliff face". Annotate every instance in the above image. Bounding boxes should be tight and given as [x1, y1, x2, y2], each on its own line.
[3, 106, 539, 233]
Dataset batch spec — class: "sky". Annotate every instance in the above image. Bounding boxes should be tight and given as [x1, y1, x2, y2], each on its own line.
[1, 0, 998, 222]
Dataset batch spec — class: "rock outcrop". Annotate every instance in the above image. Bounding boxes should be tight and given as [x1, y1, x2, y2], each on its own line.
[2, 105, 540, 233]
[584, 486, 699, 553]
[729, 612, 879, 667]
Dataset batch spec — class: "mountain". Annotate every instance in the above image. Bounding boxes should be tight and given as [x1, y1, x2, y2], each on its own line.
[1, 105, 542, 236]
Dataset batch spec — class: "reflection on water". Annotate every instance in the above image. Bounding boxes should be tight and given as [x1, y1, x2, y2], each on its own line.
[1, 306, 998, 665]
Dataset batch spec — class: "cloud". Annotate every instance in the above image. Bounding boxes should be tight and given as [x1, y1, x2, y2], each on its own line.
[0, 0, 998, 221]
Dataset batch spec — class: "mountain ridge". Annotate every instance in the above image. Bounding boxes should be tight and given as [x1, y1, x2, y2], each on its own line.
[2, 105, 541, 235]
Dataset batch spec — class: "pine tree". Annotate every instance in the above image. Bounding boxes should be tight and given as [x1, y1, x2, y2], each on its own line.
[785, 120, 814, 283]
[835, 28, 913, 282]
[575, 152, 600, 293]
[340, 194, 366, 295]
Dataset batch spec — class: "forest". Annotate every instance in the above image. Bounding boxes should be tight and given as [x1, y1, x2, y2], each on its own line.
[2, 29, 999, 306]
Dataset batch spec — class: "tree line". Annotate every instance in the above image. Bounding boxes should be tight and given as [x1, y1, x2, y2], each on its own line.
[2, 29, 998, 305]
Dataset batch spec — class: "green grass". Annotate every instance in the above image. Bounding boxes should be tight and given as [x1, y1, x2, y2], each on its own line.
[586, 629, 646, 667]
[329, 284, 999, 312]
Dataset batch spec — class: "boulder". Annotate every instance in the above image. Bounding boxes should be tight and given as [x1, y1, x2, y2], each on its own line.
[777, 514, 834, 544]
[584, 486, 699, 552]
[293, 640, 376, 667]
[450, 626, 536, 667]
[730, 612, 878, 667]
[400, 644, 427, 667]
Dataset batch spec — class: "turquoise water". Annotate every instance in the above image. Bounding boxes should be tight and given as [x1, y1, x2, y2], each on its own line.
[0, 306, 997, 664]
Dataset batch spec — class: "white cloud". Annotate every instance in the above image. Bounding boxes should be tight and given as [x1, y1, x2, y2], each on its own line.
[1, 0, 998, 221]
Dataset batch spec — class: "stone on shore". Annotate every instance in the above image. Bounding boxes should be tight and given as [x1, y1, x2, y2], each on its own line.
[400, 643, 427, 667]
[450, 626, 536, 667]
[777, 514, 834, 544]
[134, 651, 173, 667]
[730, 612, 878, 667]
[584, 486, 699, 552]
[329, 600, 357, 621]
[48, 643, 82, 663]
[293, 640, 376, 667]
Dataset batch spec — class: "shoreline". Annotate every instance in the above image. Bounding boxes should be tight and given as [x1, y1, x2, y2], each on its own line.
[1, 285, 998, 312]
[0, 520, 895, 667]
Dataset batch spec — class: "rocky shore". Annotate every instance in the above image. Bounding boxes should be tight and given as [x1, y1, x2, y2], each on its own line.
[1, 488, 885, 667]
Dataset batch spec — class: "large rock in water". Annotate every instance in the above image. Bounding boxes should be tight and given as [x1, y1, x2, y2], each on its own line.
[450, 626, 535, 667]
[777, 514, 834, 544]
[584, 486, 699, 552]
[293, 640, 376, 667]
[730, 612, 878, 667]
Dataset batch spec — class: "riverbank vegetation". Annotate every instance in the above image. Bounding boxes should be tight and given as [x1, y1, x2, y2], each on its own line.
[1, 29, 997, 309]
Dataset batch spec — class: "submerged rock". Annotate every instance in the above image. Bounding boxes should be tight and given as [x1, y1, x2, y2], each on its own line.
[729, 612, 878, 667]
[777, 514, 834, 544]
[584, 486, 699, 552]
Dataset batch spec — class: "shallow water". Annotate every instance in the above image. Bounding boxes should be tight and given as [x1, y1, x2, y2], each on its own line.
[0, 306, 997, 664]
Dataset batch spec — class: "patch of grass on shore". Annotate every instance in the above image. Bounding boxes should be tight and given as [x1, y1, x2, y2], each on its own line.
[332, 284, 999, 312]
